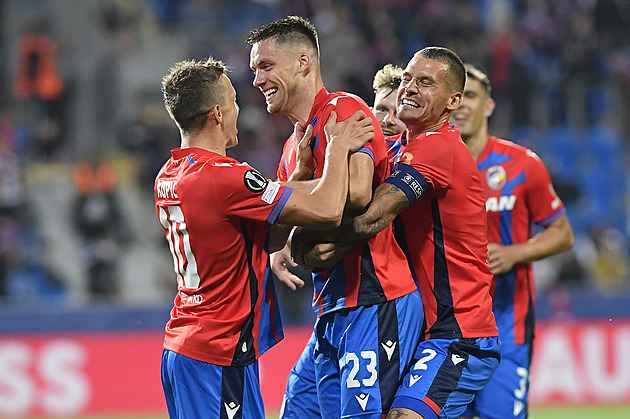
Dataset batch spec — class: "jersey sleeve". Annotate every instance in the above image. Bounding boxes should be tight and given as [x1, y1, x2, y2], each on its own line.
[215, 164, 293, 226]
[524, 151, 565, 226]
[389, 136, 453, 190]
[323, 95, 383, 164]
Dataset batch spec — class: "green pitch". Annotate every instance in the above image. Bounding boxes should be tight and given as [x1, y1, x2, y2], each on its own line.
[529, 404, 630, 418]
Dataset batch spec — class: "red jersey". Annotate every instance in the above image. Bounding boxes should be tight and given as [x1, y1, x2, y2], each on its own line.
[385, 132, 407, 168]
[385, 123, 498, 339]
[477, 136, 565, 345]
[277, 88, 417, 316]
[155, 147, 292, 366]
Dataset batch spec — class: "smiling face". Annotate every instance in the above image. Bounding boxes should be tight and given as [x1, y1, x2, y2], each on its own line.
[373, 86, 406, 136]
[397, 54, 461, 136]
[249, 38, 302, 116]
[450, 77, 494, 142]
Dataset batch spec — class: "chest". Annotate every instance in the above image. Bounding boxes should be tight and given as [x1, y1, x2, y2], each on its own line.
[479, 161, 528, 213]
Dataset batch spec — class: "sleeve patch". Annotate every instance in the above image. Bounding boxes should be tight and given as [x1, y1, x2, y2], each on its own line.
[261, 181, 281, 204]
[244, 170, 268, 193]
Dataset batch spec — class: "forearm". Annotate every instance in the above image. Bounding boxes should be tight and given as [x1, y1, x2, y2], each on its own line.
[349, 182, 408, 239]
[276, 144, 350, 229]
[309, 143, 350, 216]
[291, 184, 409, 265]
[493, 215, 575, 268]
[281, 178, 320, 194]
[513, 215, 574, 264]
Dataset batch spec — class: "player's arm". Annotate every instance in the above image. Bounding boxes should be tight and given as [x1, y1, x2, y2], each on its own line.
[350, 182, 410, 238]
[291, 182, 409, 265]
[488, 214, 574, 275]
[345, 152, 374, 214]
[276, 110, 374, 230]
[280, 154, 374, 201]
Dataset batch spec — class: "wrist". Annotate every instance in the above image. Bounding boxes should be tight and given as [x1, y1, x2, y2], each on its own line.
[289, 164, 314, 181]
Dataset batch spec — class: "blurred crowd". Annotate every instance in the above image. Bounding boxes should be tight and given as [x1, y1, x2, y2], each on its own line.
[1, 0, 629, 318]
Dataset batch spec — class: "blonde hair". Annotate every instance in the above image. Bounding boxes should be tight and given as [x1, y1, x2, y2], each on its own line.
[372, 63, 403, 92]
[464, 63, 491, 96]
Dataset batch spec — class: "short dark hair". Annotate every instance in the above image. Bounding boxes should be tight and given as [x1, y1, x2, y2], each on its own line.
[464, 63, 492, 96]
[418, 46, 466, 93]
[373, 64, 403, 92]
[161, 57, 228, 134]
[246, 15, 319, 60]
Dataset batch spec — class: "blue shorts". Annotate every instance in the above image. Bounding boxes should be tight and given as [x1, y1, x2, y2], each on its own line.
[280, 332, 320, 418]
[314, 290, 423, 418]
[461, 341, 531, 419]
[392, 336, 501, 419]
[161, 349, 264, 419]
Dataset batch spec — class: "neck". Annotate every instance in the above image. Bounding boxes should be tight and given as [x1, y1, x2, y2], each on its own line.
[180, 131, 226, 156]
[462, 135, 487, 160]
[462, 126, 489, 160]
[287, 75, 325, 125]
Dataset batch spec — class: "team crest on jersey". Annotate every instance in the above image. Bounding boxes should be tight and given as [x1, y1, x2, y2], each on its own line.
[487, 165, 506, 190]
[244, 170, 268, 193]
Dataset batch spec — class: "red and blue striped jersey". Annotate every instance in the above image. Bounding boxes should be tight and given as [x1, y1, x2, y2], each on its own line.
[385, 123, 498, 339]
[276, 88, 417, 316]
[155, 147, 292, 366]
[477, 136, 565, 345]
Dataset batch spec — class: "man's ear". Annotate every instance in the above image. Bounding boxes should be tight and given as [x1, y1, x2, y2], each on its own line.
[484, 97, 496, 118]
[447, 92, 462, 111]
[297, 52, 311, 73]
[210, 104, 221, 123]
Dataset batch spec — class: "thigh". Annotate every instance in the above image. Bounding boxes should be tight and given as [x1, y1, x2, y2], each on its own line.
[473, 342, 531, 419]
[281, 332, 321, 419]
[161, 349, 264, 419]
[315, 293, 423, 418]
[392, 337, 501, 419]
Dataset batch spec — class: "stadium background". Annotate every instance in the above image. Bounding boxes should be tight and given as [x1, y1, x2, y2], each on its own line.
[0, 0, 629, 417]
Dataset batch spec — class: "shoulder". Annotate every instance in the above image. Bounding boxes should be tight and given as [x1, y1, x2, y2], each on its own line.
[490, 136, 551, 174]
[326, 91, 372, 118]
[489, 136, 533, 158]
[194, 156, 254, 183]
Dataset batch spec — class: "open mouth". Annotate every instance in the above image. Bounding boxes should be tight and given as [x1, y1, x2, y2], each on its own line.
[451, 112, 469, 122]
[264, 88, 278, 100]
[401, 98, 420, 108]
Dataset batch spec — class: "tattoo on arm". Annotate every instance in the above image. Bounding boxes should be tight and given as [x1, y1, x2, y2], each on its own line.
[352, 183, 409, 238]
[387, 408, 413, 418]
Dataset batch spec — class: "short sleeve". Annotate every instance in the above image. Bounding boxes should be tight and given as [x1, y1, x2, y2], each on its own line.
[524, 152, 565, 226]
[215, 164, 293, 226]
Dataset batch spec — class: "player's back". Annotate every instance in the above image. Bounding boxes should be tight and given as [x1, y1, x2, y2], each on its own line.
[155, 148, 284, 366]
